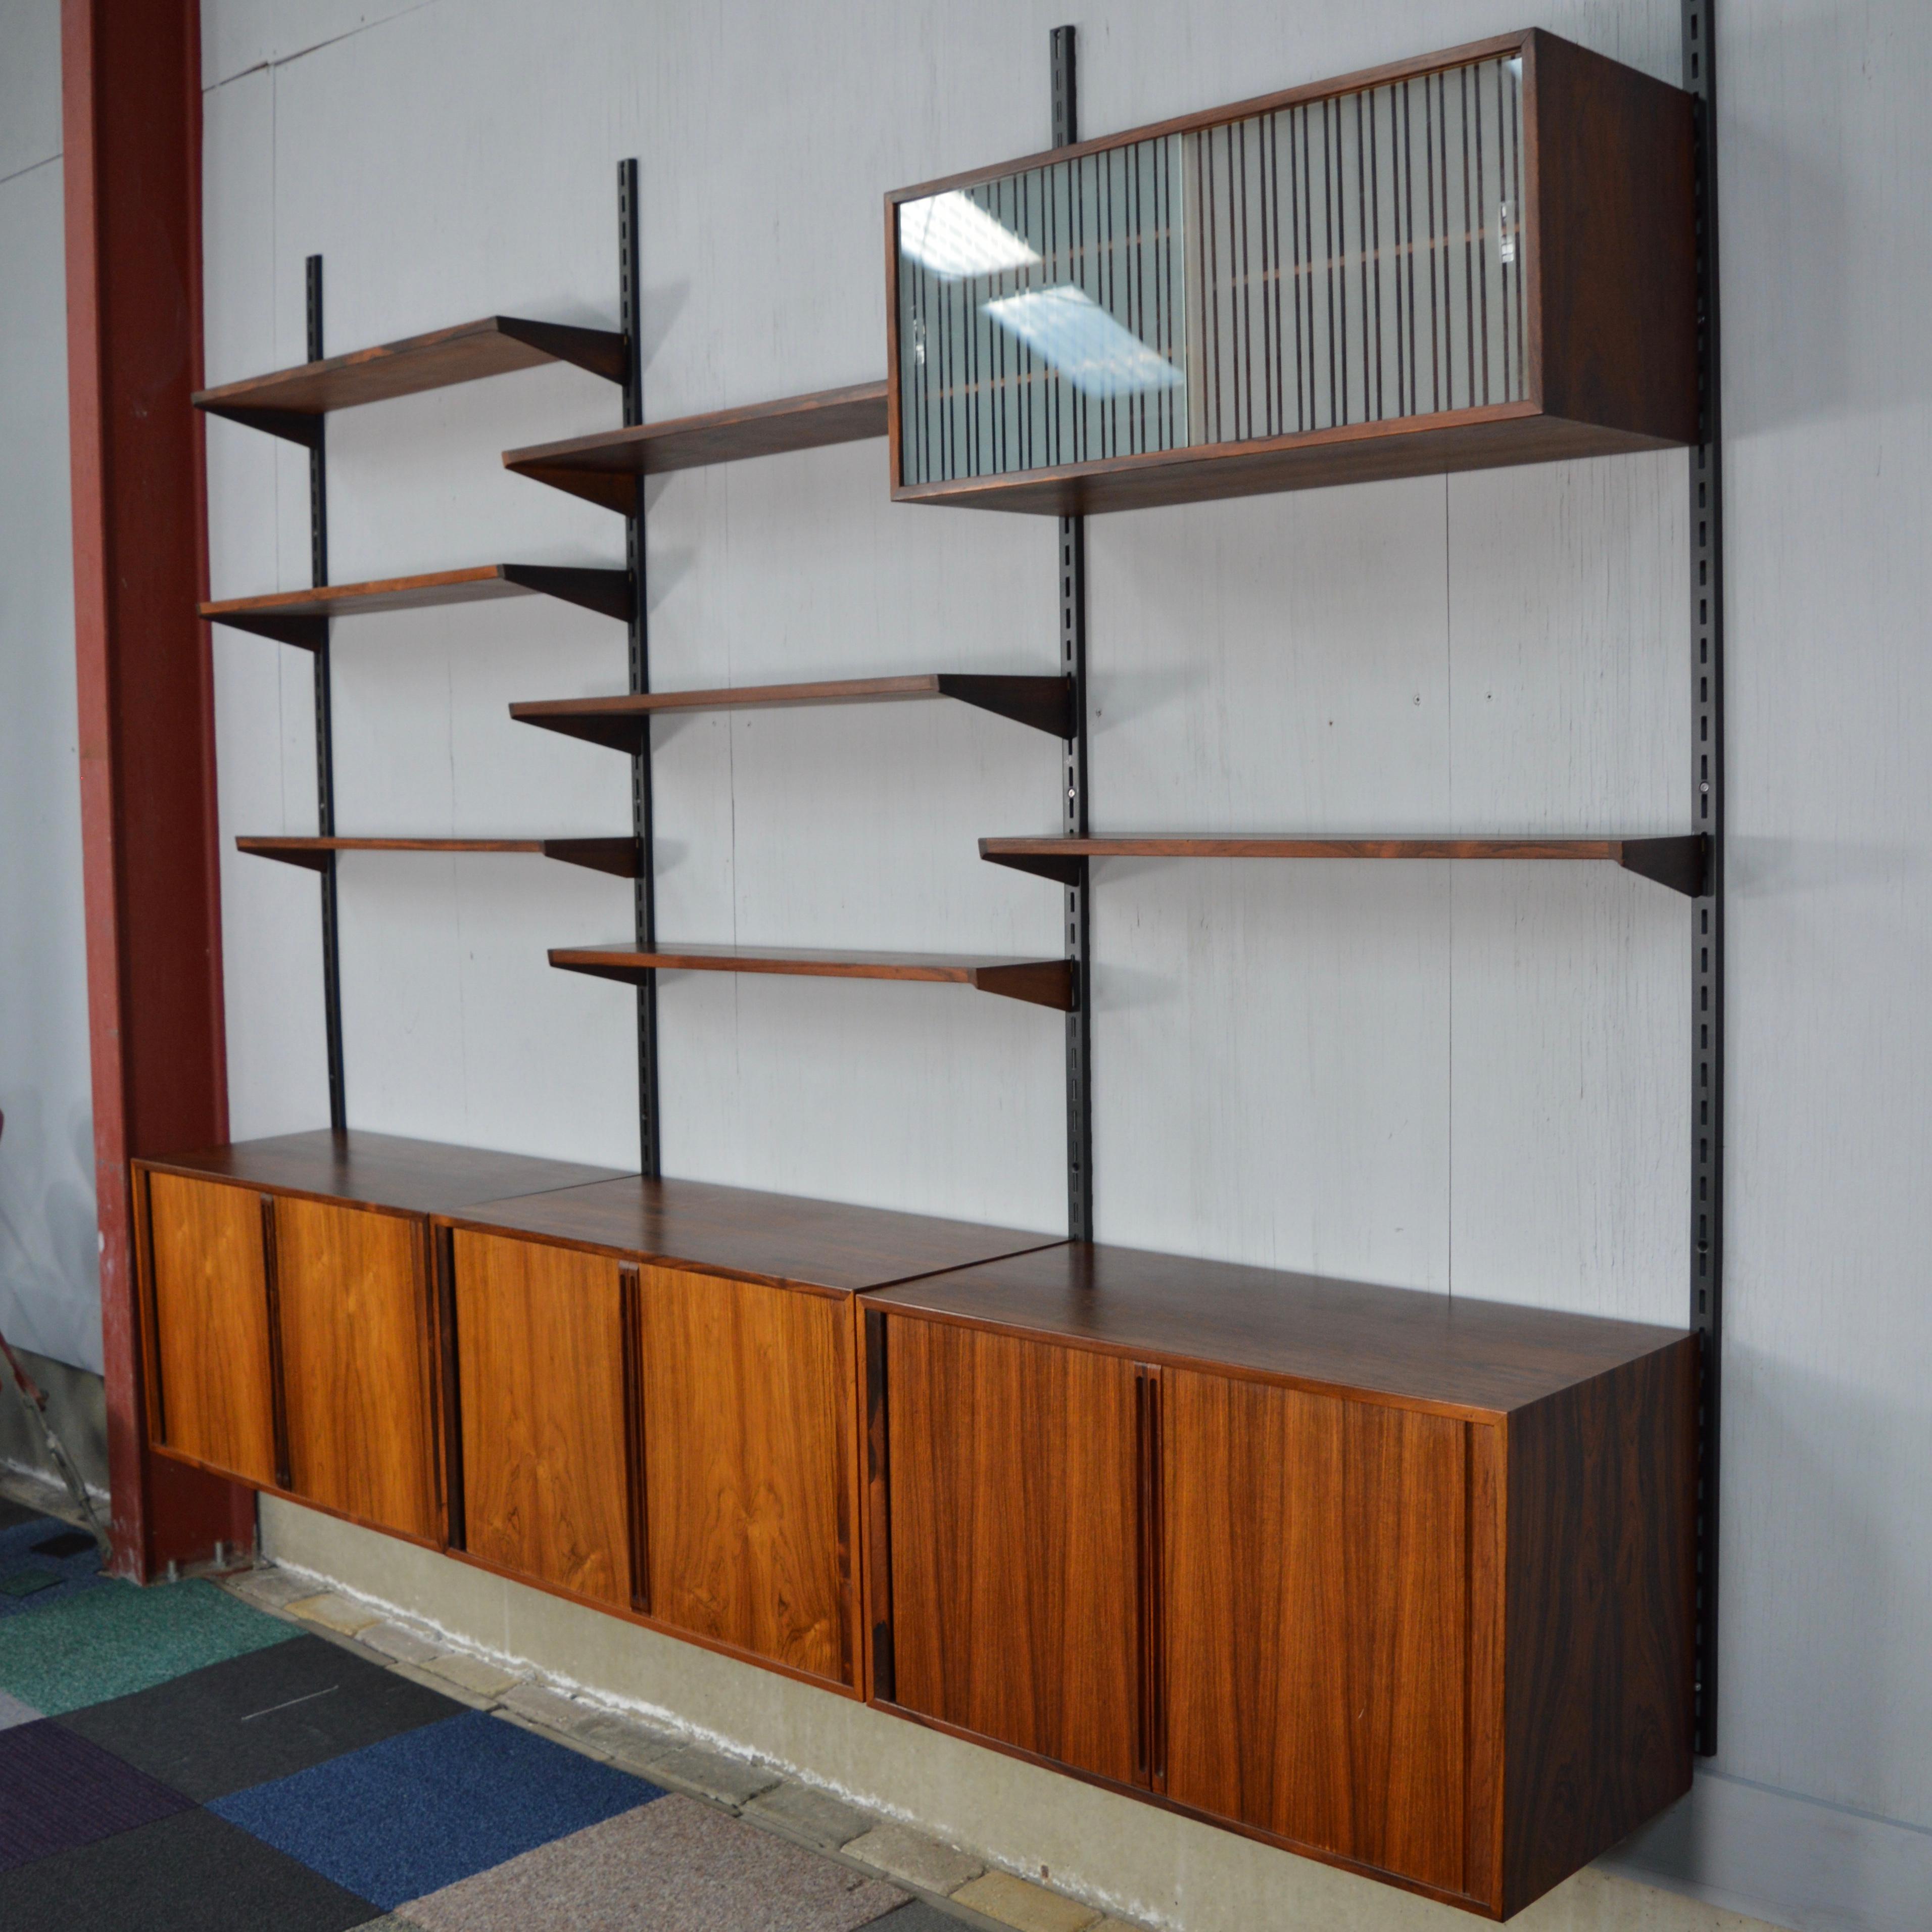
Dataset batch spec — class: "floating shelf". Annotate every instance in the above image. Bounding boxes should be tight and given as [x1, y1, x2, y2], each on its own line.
[886, 31, 1694, 515]
[195, 316, 628, 445]
[511, 673, 1075, 750]
[549, 942, 1072, 1010]
[202, 564, 631, 647]
[980, 834, 1709, 897]
[503, 380, 890, 514]
[237, 836, 642, 878]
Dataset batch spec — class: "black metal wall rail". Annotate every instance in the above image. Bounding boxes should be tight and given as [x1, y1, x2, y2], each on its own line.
[1684, 0, 1725, 1761]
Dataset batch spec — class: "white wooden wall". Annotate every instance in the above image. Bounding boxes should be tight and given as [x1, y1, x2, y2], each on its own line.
[194, 2, 1931, 1926]
[0, 0, 99, 1373]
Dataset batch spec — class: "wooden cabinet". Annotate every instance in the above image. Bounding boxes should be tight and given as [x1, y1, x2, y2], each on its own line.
[439, 1174, 1055, 1694]
[139, 1169, 280, 1488]
[885, 30, 1695, 516]
[863, 1243, 1698, 1920]
[881, 1318, 1141, 1782]
[133, 1131, 623, 1543]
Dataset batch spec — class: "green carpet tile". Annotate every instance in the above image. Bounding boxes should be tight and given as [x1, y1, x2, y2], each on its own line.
[0, 1577, 297, 1715]
[397, 1794, 912, 1932]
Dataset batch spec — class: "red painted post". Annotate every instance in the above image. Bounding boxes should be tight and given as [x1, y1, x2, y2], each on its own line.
[62, 0, 255, 1580]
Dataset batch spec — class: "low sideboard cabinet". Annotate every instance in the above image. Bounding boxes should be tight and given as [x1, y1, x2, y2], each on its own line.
[432, 1178, 1061, 1695]
[131, 1133, 625, 1544]
[861, 1243, 1698, 1919]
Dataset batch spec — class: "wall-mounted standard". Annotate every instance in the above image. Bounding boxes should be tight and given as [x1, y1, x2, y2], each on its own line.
[884, 30, 1695, 514]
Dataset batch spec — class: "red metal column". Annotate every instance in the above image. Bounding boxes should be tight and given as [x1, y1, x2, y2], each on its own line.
[63, 0, 254, 1580]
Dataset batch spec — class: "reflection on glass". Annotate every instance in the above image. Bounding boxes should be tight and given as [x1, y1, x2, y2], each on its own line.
[896, 54, 1526, 487]
[984, 287, 1184, 399]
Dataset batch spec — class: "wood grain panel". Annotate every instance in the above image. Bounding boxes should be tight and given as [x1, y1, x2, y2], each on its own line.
[886, 1319, 1140, 1783]
[452, 1229, 631, 1606]
[274, 1197, 439, 1541]
[1163, 1370, 1467, 1895]
[145, 1173, 278, 1486]
[1501, 1336, 1698, 1914]
[638, 1267, 854, 1684]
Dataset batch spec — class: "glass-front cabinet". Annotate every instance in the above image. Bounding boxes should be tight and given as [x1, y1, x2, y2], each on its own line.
[886, 31, 1696, 514]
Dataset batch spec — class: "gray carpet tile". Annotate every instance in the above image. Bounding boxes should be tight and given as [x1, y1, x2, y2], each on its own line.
[57, 1630, 465, 1800]
[0, 1806, 383, 1932]
[0, 1688, 39, 1731]
[401, 1792, 912, 1932]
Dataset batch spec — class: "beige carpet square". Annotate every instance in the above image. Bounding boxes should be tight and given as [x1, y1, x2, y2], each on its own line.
[399, 1793, 911, 1932]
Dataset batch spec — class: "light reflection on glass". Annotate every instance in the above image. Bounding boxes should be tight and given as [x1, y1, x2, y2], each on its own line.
[895, 53, 1526, 487]
[983, 287, 1183, 400]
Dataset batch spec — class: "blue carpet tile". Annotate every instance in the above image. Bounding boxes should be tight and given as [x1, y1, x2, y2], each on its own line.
[0, 1508, 104, 1617]
[210, 1705, 668, 1907]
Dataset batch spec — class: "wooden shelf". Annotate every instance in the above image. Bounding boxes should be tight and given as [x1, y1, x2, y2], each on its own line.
[980, 834, 1709, 897]
[503, 380, 889, 515]
[511, 673, 1074, 750]
[549, 942, 1071, 1010]
[237, 836, 641, 878]
[195, 316, 627, 445]
[202, 564, 631, 647]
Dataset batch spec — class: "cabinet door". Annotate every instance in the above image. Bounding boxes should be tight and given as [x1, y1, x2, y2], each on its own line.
[638, 1268, 855, 1685]
[275, 1197, 439, 1541]
[1163, 1370, 1468, 1895]
[453, 1230, 631, 1607]
[885, 1318, 1141, 1784]
[143, 1171, 278, 1487]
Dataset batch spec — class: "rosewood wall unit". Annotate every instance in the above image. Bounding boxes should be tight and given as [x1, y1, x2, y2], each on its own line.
[862, 1242, 1698, 1919]
[431, 1177, 1057, 1693]
[197, 278, 634, 1130]
[131, 1132, 623, 1544]
[884, 31, 1695, 515]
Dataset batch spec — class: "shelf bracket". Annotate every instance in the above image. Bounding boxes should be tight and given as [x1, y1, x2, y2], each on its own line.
[541, 837, 644, 879]
[972, 960, 1075, 1011]
[1685, 0, 1725, 1761]
[981, 844, 1084, 887]
[935, 674, 1077, 739]
[495, 316, 631, 387]
[198, 401, 322, 449]
[1619, 835, 1710, 899]
[498, 563, 635, 622]
[206, 610, 330, 651]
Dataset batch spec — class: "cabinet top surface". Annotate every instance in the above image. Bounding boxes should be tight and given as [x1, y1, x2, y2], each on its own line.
[137, 1131, 629, 1217]
[444, 1175, 1063, 1293]
[865, 1242, 1693, 1415]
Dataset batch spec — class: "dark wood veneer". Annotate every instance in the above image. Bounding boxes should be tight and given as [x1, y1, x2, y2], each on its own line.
[441, 1173, 1058, 1295]
[549, 942, 1074, 1010]
[194, 315, 627, 437]
[981, 835, 1709, 898]
[864, 1241, 1689, 1419]
[138, 1130, 625, 1218]
[503, 381, 889, 515]
[511, 674, 1074, 749]
[236, 836, 641, 879]
[201, 564, 630, 647]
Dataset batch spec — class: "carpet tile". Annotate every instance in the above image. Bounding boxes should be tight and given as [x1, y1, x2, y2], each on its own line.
[61, 1630, 465, 1800]
[398, 1793, 911, 1932]
[0, 1718, 192, 1871]
[211, 1706, 666, 1908]
[0, 1687, 40, 1730]
[0, 1509, 104, 1617]
[0, 1575, 296, 1713]
[0, 1805, 385, 1932]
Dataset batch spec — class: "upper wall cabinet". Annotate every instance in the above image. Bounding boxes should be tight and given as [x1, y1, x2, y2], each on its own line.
[884, 30, 1695, 514]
